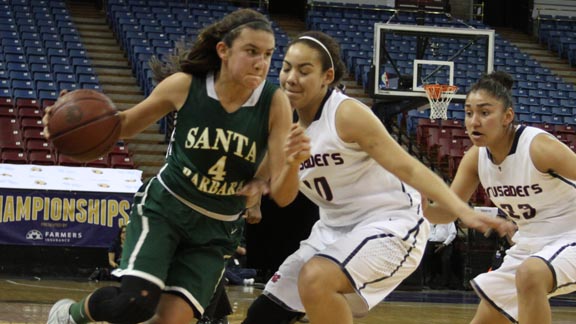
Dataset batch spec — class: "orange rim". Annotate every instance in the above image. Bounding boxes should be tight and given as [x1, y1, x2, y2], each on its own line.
[424, 84, 458, 100]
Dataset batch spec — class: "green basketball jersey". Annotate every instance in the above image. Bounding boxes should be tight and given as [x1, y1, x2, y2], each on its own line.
[158, 72, 276, 218]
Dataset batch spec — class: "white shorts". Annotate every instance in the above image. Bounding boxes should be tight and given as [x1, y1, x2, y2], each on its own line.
[471, 237, 576, 323]
[264, 213, 429, 317]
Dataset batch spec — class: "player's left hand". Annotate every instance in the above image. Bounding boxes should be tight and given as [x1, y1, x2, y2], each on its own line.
[243, 205, 262, 224]
[237, 177, 269, 209]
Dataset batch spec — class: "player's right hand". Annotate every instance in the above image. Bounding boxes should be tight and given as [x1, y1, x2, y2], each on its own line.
[459, 210, 517, 238]
[41, 90, 69, 139]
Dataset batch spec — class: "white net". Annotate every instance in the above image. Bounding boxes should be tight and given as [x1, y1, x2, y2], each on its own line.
[424, 84, 459, 120]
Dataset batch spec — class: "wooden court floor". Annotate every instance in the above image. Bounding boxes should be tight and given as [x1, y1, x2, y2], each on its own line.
[0, 278, 574, 324]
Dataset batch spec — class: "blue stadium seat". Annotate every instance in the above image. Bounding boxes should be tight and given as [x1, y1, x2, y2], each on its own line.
[55, 72, 76, 84]
[57, 81, 79, 92]
[25, 45, 46, 57]
[78, 74, 99, 87]
[44, 40, 65, 49]
[563, 116, 576, 125]
[72, 58, 92, 69]
[549, 90, 568, 99]
[12, 79, 34, 91]
[52, 63, 73, 75]
[5, 54, 26, 64]
[75, 65, 95, 76]
[528, 89, 547, 97]
[38, 90, 58, 105]
[13, 89, 36, 100]
[23, 39, 42, 48]
[35, 81, 57, 93]
[8, 70, 31, 82]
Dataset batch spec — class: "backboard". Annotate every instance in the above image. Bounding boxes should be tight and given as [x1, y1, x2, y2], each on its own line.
[371, 23, 495, 103]
[395, 0, 450, 12]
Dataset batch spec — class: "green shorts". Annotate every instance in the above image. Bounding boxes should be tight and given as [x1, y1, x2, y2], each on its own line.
[119, 178, 243, 315]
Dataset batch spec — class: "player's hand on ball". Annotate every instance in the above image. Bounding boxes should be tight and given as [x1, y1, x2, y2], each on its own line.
[43, 89, 121, 162]
[285, 123, 311, 166]
[42, 90, 69, 139]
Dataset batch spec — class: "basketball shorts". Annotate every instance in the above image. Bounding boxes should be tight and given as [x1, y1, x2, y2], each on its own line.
[119, 178, 243, 315]
[471, 237, 576, 323]
[264, 213, 429, 317]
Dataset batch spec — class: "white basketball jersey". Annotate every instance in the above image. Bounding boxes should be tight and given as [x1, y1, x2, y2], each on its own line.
[298, 90, 421, 227]
[478, 125, 576, 240]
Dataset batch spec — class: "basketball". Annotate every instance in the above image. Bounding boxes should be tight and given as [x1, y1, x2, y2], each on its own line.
[47, 89, 121, 162]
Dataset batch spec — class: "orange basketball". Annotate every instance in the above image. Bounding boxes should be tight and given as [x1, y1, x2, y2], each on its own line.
[47, 89, 121, 162]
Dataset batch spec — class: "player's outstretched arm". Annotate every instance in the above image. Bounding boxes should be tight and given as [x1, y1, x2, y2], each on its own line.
[118, 72, 191, 139]
[337, 100, 514, 237]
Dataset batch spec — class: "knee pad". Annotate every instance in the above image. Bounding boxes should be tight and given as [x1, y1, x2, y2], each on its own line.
[243, 294, 304, 324]
[88, 276, 162, 324]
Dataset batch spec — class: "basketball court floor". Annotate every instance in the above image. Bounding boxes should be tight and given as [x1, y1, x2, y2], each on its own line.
[1, 278, 575, 324]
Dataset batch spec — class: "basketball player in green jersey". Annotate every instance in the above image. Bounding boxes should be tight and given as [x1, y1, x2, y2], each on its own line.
[44, 8, 310, 324]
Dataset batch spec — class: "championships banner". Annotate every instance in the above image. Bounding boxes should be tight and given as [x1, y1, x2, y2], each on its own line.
[0, 164, 143, 248]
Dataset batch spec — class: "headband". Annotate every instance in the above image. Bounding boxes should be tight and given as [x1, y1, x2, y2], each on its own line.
[228, 18, 269, 33]
[299, 36, 334, 71]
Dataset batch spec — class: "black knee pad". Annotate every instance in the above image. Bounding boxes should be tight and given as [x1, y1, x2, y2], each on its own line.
[88, 275, 162, 324]
[243, 294, 304, 324]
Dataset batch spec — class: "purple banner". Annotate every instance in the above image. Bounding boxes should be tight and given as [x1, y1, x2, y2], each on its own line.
[0, 189, 133, 247]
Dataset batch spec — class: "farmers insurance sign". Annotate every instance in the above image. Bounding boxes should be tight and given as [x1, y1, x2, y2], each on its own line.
[0, 164, 142, 247]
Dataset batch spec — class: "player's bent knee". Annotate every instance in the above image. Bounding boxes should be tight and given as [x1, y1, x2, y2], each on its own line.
[243, 294, 303, 324]
[516, 258, 553, 293]
[88, 276, 162, 324]
[298, 258, 327, 288]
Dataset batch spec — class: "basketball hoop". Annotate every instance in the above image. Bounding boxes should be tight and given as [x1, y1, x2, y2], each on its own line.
[424, 84, 458, 120]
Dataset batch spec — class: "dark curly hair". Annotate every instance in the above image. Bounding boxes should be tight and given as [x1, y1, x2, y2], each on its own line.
[467, 71, 514, 109]
[150, 8, 273, 82]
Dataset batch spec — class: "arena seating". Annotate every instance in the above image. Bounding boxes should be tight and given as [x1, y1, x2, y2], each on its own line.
[105, 0, 289, 98]
[537, 14, 576, 65]
[306, 1, 576, 204]
[0, 0, 131, 167]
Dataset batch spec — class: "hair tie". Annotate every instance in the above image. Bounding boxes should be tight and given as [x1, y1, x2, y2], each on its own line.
[299, 36, 334, 71]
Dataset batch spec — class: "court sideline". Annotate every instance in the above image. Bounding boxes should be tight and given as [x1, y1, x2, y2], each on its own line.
[1, 278, 575, 324]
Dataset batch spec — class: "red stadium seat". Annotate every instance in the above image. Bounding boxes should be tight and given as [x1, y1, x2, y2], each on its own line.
[110, 154, 135, 169]
[19, 116, 43, 131]
[27, 151, 56, 165]
[0, 106, 17, 118]
[110, 144, 131, 156]
[450, 128, 469, 140]
[554, 124, 576, 136]
[416, 118, 441, 147]
[85, 155, 110, 168]
[0, 116, 20, 133]
[23, 128, 45, 142]
[0, 130, 25, 154]
[15, 98, 40, 109]
[434, 137, 456, 171]
[424, 127, 442, 155]
[448, 147, 466, 178]
[17, 107, 43, 120]
[41, 99, 57, 109]
[1, 151, 28, 164]
[26, 138, 52, 154]
[441, 119, 463, 129]
[57, 154, 84, 167]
